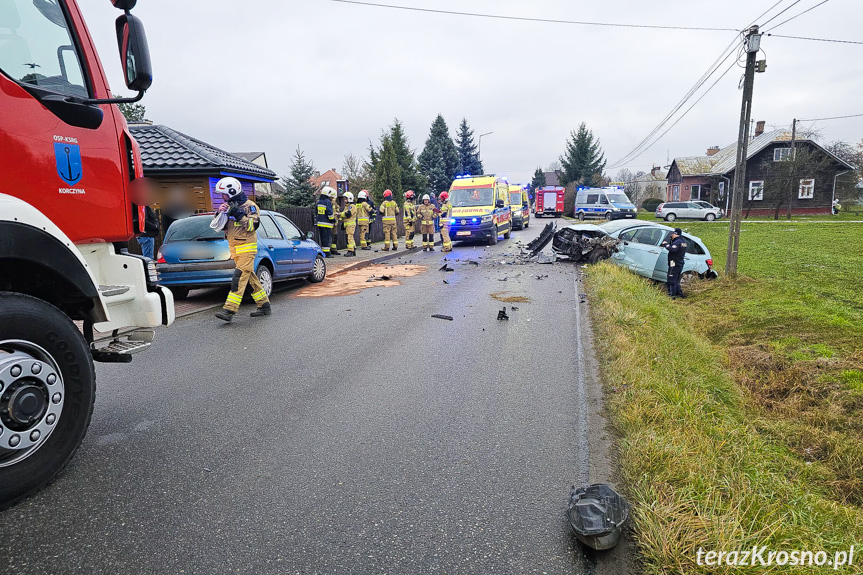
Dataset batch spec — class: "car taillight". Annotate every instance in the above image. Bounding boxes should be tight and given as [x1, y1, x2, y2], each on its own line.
[706, 259, 713, 267]
[156, 250, 165, 264]
[657, 206, 662, 211]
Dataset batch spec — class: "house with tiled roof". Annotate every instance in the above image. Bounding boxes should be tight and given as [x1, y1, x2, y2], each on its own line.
[129, 123, 277, 215]
[231, 152, 281, 207]
[667, 125, 854, 216]
[311, 169, 348, 197]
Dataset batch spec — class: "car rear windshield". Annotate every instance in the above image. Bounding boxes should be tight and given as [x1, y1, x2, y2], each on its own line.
[451, 187, 495, 207]
[164, 216, 224, 242]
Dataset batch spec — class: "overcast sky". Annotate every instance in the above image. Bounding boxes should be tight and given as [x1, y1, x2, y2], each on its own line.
[80, 0, 863, 183]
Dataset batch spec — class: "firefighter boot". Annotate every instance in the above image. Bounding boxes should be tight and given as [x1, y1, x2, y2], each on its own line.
[215, 310, 235, 323]
[250, 303, 272, 317]
[344, 250, 356, 257]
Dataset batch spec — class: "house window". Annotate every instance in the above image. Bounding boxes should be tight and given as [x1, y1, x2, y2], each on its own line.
[774, 148, 791, 162]
[718, 181, 725, 199]
[799, 178, 815, 199]
[749, 180, 764, 201]
[672, 185, 680, 201]
[691, 184, 701, 200]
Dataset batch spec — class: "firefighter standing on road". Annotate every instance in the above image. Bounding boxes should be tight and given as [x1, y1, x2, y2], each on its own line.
[417, 194, 437, 252]
[212, 177, 271, 323]
[438, 191, 453, 252]
[316, 187, 337, 258]
[330, 192, 342, 256]
[403, 190, 417, 249]
[356, 190, 374, 250]
[661, 227, 688, 299]
[380, 189, 399, 251]
[340, 192, 358, 257]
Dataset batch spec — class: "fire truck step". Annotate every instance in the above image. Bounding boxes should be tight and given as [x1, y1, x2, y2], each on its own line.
[99, 285, 132, 297]
[90, 329, 155, 363]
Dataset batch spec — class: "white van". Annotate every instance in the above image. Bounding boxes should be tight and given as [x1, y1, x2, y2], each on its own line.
[575, 187, 638, 221]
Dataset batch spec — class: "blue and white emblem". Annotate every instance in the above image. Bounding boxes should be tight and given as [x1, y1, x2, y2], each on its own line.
[54, 142, 83, 186]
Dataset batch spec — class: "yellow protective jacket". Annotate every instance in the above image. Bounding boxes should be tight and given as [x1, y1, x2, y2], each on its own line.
[439, 201, 453, 224]
[380, 200, 399, 222]
[416, 204, 436, 225]
[356, 201, 373, 224]
[340, 203, 358, 225]
[403, 201, 417, 224]
[223, 199, 260, 248]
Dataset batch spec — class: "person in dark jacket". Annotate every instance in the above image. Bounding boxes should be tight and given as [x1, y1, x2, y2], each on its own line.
[136, 206, 160, 259]
[661, 228, 688, 298]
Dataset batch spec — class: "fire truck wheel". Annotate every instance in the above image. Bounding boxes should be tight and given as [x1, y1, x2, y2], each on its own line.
[0, 292, 95, 510]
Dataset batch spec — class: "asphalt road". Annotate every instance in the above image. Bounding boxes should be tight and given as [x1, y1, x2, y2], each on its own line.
[0, 221, 631, 575]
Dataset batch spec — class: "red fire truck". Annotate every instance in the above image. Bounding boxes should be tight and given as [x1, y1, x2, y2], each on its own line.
[0, 0, 174, 508]
[535, 186, 565, 218]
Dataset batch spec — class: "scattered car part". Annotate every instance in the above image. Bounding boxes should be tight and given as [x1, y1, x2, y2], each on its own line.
[568, 484, 631, 551]
[497, 308, 509, 321]
[527, 222, 556, 256]
[431, 314, 453, 321]
[439, 264, 454, 272]
[552, 224, 620, 264]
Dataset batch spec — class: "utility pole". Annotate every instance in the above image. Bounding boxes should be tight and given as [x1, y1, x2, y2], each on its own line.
[478, 131, 493, 165]
[725, 26, 761, 278]
[787, 118, 797, 219]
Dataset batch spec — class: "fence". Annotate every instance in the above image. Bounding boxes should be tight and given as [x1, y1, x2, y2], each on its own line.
[276, 207, 416, 250]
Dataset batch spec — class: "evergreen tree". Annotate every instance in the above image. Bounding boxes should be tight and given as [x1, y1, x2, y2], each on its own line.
[559, 123, 606, 187]
[530, 167, 547, 192]
[373, 135, 402, 204]
[455, 118, 483, 175]
[279, 146, 316, 208]
[113, 94, 146, 122]
[418, 115, 460, 194]
[389, 119, 426, 194]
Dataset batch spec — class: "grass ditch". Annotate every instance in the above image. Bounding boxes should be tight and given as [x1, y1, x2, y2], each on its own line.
[586, 221, 863, 573]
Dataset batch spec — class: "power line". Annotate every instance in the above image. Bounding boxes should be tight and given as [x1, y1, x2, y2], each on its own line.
[760, 0, 804, 27]
[766, 33, 863, 45]
[764, 0, 830, 31]
[798, 112, 863, 122]
[327, 0, 740, 32]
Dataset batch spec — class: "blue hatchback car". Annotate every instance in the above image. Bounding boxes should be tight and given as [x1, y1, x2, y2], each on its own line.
[156, 211, 326, 299]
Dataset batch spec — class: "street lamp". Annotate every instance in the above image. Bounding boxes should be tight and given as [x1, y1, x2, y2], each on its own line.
[478, 131, 493, 162]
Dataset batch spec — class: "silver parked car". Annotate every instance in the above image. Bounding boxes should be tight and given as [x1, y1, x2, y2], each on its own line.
[655, 201, 722, 222]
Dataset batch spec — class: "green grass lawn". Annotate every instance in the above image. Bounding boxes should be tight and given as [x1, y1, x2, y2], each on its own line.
[587, 221, 863, 574]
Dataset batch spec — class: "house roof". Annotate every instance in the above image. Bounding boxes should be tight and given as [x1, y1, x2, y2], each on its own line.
[634, 169, 667, 182]
[543, 170, 562, 187]
[674, 129, 854, 177]
[311, 169, 345, 190]
[129, 124, 277, 182]
[232, 152, 266, 164]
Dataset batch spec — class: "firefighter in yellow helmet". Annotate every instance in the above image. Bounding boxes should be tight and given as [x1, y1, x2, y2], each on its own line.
[356, 190, 374, 250]
[379, 189, 399, 251]
[438, 191, 453, 252]
[212, 177, 271, 322]
[316, 186, 337, 257]
[340, 191, 358, 257]
[403, 190, 417, 249]
[416, 194, 437, 251]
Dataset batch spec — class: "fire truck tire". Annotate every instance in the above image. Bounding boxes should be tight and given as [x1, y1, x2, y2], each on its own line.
[0, 292, 95, 510]
[488, 227, 498, 245]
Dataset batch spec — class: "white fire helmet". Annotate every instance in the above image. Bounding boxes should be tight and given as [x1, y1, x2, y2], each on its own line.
[422, 194, 430, 202]
[215, 177, 243, 199]
[358, 190, 369, 200]
[344, 192, 355, 203]
[321, 186, 337, 199]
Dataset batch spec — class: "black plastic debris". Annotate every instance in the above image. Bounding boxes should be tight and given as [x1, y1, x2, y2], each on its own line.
[497, 307, 509, 321]
[535, 274, 548, 280]
[527, 222, 556, 256]
[498, 277, 508, 282]
[467, 260, 480, 266]
[431, 314, 453, 321]
[443, 280, 449, 284]
[366, 275, 392, 282]
[511, 306, 519, 311]
[567, 484, 630, 551]
[439, 264, 454, 272]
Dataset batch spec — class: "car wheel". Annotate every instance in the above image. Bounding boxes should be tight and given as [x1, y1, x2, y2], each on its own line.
[524, 220, 529, 228]
[665, 213, 676, 222]
[0, 293, 95, 510]
[680, 271, 699, 288]
[588, 248, 611, 264]
[605, 212, 613, 221]
[504, 227, 511, 239]
[577, 212, 585, 222]
[705, 213, 716, 222]
[309, 255, 326, 283]
[256, 265, 273, 297]
[488, 227, 498, 245]
[168, 287, 189, 300]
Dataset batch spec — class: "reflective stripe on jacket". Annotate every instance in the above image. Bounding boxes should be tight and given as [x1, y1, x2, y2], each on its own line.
[416, 204, 436, 225]
[316, 197, 335, 228]
[225, 200, 260, 246]
[380, 200, 398, 222]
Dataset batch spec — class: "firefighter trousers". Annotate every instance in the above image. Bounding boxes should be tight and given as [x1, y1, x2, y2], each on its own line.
[440, 225, 452, 252]
[223, 249, 269, 313]
[405, 222, 416, 248]
[318, 225, 333, 256]
[382, 222, 397, 250]
[420, 223, 434, 248]
[344, 222, 357, 251]
[358, 223, 370, 247]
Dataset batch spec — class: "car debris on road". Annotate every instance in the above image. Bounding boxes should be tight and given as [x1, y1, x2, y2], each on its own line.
[568, 484, 631, 551]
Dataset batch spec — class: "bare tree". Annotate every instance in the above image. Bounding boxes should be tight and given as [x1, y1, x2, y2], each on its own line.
[545, 160, 562, 173]
[342, 152, 375, 194]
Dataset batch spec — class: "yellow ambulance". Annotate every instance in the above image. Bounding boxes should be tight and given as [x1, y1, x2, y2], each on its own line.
[446, 175, 512, 245]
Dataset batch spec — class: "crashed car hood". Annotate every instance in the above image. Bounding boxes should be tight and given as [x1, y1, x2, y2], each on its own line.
[561, 224, 609, 234]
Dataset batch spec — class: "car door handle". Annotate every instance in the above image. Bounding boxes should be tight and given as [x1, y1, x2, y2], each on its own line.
[648, 250, 659, 254]
[267, 245, 274, 250]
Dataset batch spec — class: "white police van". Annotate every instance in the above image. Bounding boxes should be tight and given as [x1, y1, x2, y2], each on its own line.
[575, 187, 638, 221]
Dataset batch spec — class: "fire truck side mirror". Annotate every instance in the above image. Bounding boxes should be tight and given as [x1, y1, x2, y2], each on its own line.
[115, 13, 152, 93]
[111, 0, 138, 9]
